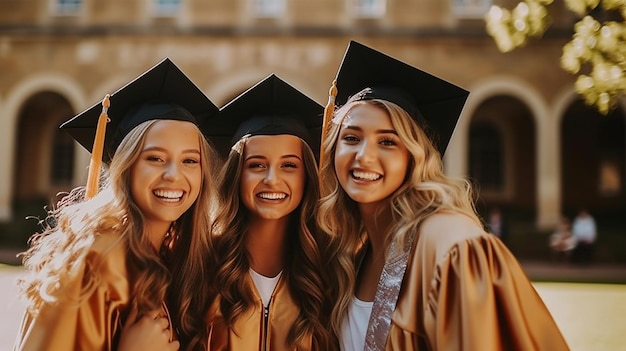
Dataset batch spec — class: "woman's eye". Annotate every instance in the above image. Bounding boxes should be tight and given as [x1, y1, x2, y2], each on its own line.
[146, 155, 164, 162]
[342, 134, 359, 143]
[380, 138, 397, 146]
[282, 162, 297, 168]
[247, 162, 266, 169]
[183, 158, 200, 164]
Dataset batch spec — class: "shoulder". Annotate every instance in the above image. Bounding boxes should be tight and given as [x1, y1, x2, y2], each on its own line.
[87, 230, 126, 257]
[84, 231, 128, 278]
[415, 212, 486, 261]
[419, 212, 485, 243]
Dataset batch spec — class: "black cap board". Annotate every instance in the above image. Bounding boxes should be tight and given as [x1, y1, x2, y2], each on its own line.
[60, 58, 219, 162]
[202, 74, 324, 159]
[334, 40, 469, 155]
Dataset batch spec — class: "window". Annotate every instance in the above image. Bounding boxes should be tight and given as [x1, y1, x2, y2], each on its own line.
[153, 0, 181, 15]
[253, 0, 285, 18]
[469, 123, 503, 191]
[50, 130, 75, 185]
[351, 0, 386, 18]
[452, 0, 491, 19]
[598, 159, 622, 196]
[53, 0, 83, 15]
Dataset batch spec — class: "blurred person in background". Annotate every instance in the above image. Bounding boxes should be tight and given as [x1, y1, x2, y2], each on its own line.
[487, 206, 509, 245]
[549, 216, 576, 263]
[571, 208, 597, 265]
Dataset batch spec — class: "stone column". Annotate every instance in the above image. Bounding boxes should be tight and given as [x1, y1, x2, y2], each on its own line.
[536, 110, 561, 229]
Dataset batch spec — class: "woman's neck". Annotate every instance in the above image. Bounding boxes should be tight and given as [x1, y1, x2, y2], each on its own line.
[145, 221, 173, 251]
[354, 202, 394, 302]
[245, 216, 289, 277]
[359, 201, 393, 256]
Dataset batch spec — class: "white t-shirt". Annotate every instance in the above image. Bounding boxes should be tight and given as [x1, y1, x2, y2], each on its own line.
[572, 216, 597, 243]
[340, 296, 373, 351]
[249, 269, 282, 307]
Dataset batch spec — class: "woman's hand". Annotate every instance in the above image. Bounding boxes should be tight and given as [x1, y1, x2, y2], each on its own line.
[118, 309, 180, 351]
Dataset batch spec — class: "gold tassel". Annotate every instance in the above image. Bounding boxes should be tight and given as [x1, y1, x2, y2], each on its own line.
[85, 94, 110, 199]
[319, 79, 337, 172]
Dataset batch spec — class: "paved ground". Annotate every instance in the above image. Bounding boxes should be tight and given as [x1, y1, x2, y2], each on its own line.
[1, 247, 625, 350]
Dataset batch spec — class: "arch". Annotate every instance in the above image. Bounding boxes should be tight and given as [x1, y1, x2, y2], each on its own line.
[0, 73, 86, 220]
[67, 73, 139, 185]
[88, 73, 138, 105]
[553, 87, 626, 125]
[552, 86, 582, 126]
[447, 75, 548, 176]
[468, 108, 516, 201]
[446, 75, 558, 228]
[205, 69, 321, 107]
[206, 70, 270, 106]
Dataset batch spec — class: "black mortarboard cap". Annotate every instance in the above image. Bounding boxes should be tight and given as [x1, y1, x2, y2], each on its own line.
[334, 40, 469, 155]
[202, 74, 323, 159]
[60, 58, 219, 162]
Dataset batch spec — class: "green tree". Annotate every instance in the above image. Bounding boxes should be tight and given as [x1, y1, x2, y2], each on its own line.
[485, 0, 625, 114]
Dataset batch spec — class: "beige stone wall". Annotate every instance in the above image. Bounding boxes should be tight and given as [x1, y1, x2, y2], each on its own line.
[0, 0, 615, 229]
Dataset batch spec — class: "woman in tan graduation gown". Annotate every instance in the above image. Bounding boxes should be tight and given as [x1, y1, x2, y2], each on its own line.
[14, 59, 221, 351]
[317, 41, 570, 350]
[203, 75, 338, 351]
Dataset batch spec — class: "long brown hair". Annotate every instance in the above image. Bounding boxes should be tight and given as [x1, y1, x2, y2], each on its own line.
[211, 136, 336, 350]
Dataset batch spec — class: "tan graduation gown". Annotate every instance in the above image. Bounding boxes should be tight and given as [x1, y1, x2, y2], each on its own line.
[14, 232, 177, 351]
[207, 274, 313, 351]
[14, 233, 130, 351]
[374, 213, 570, 350]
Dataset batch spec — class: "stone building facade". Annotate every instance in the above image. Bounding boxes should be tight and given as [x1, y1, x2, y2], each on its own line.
[0, 0, 623, 234]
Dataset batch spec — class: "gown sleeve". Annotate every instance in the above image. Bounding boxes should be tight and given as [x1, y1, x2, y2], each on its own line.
[14, 234, 130, 351]
[424, 233, 570, 351]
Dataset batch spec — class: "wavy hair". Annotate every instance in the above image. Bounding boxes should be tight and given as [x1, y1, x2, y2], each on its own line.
[212, 137, 336, 350]
[317, 94, 481, 333]
[18, 120, 219, 351]
[165, 129, 221, 351]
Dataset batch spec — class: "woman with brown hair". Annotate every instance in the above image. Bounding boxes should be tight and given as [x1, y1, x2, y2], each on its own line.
[203, 74, 338, 351]
[14, 58, 221, 351]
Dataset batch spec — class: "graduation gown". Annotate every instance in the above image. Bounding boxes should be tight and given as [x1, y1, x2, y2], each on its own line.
[367, 213, 570, 350]
[207, 274, 312, 351]
[14, 232, 176, 351]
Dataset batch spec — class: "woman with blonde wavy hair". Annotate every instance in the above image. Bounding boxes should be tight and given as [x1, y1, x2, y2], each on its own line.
[203, 74, 338, 351]
[14, 59, 220, 351]
[318, 41, 569, 350]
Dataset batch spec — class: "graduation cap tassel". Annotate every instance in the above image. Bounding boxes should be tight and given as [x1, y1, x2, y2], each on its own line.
[85, 94, 111, 199]
[319, 79, 337, 171]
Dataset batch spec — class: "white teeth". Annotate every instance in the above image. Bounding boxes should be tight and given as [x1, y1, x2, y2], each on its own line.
[352, 170, 381, 181]
[154, 190, 184, 200]
[257, 192, 287, 200]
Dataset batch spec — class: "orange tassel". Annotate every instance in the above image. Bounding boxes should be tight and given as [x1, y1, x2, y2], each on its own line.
[84, 94, 110, 199]
[319, 79, 337, 172]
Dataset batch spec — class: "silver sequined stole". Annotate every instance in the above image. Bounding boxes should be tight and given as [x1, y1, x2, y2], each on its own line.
[363, 233, 416, 351]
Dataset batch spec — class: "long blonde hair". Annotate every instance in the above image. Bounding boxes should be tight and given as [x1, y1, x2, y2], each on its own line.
[211, 137, 337, 351]
[19, 120, 220, 351]
[317, 96, 481, 334]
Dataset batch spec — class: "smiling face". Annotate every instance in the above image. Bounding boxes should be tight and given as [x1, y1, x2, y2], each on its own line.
[239, 134, 306, 221]
[130, 120, 203, 234]
[334, 103, 410, 209]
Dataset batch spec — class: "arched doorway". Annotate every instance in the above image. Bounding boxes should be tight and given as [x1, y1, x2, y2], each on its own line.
[561, 100, 625, 262]
[12, 91, 75, 242]
[469, 95, 536, 217]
